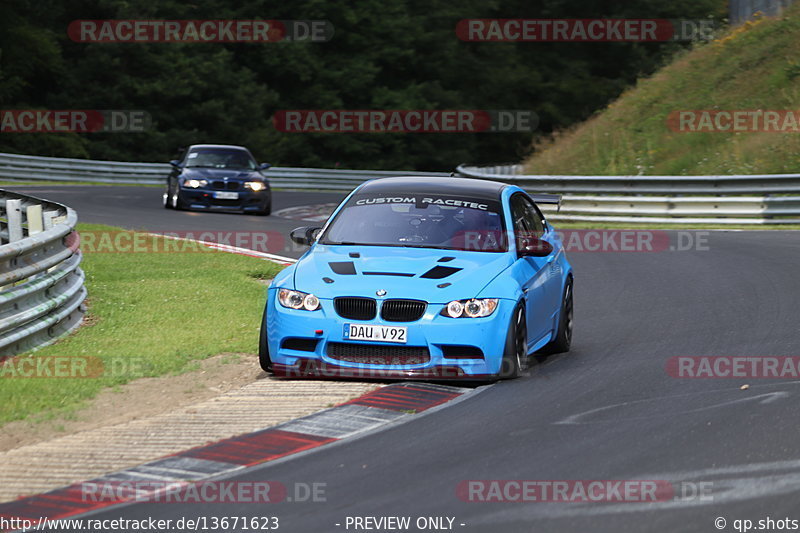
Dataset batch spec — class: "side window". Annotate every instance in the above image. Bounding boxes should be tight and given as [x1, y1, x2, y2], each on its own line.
[521, 197, 545, 238]
[510, 195, 531, 234]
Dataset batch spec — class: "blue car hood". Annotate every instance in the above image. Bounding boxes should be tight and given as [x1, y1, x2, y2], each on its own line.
[182, 168, 261, 180]
[291, 245, 513, 303]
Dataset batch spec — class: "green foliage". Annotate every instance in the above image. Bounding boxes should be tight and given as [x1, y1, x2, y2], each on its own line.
[524, 5, 800, 176]
[1, 0, 726, 169]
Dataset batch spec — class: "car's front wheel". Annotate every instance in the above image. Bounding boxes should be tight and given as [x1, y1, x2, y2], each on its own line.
[254, 197, 272, 216]
[499, 304, 527, 379]
[258, 308, 272, 372]
[162, 186, 172, 209]
[170, 185, 186, 210]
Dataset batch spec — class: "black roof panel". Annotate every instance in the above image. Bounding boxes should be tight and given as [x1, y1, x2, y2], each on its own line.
[357, 176, 507, 201]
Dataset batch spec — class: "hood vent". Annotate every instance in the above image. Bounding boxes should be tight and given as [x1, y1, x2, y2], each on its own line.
[420, 266, 462, 279]
[329, 261, 357, 275]
[364, 271, 414, 277]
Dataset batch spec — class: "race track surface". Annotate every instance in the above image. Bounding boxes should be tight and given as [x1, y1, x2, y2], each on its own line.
[8, 185, 800, 532]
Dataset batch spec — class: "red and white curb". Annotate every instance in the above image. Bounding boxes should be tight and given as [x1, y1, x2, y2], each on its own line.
[0, 383, 472, 531]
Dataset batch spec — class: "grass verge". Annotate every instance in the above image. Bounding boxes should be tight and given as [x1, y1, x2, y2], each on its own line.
[0, 223, 283, 426]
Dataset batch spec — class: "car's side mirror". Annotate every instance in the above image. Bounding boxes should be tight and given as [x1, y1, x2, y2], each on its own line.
[169, 160, 181, 168]
[290, 226, 322, 246]
[259, 162, 272, 170]
[518, 237, 554, 257]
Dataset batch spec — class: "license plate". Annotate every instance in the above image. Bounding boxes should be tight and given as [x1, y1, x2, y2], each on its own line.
[214, 191, 239, 200]
[344, 324, 407, 344]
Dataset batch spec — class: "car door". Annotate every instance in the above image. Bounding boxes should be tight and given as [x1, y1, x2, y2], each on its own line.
[510, 193, 551, 345]
[519, 195, 562, 326]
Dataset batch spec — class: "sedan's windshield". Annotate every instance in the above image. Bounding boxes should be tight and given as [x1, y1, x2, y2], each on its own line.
[185, 149, 256, 170]
[320, 194, 507, 252]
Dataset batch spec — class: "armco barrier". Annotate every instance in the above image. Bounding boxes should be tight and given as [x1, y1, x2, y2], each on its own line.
[2, 152, 799, 223]
[0, 152, 450, 189]
[457, 164, 800, 224]
[0, 190, 86, 357]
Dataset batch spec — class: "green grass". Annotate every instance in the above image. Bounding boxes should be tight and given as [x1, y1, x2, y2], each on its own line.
[524, 8, 800, 176]
[0, 223, 283, 426]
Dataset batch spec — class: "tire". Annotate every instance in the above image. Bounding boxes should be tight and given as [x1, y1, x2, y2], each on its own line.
[258, 307, 272, 372]
[171, 186, 186, 210]
[544, 278, 573, 354]
[499, 304, 527, 379]
[162, 187, 172, 209]
[255, 198, 272, 216]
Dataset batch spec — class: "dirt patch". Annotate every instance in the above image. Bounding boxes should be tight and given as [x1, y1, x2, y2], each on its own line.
[0, 353, 264, 452]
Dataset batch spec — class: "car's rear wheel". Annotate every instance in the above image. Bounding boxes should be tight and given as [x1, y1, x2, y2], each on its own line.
[258, 308, 272, 372]
[499, 304, 527, 379]
[544, 278, 573, 354]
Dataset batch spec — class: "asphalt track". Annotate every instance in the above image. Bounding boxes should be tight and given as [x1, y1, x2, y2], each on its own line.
[7, 185, 800, 532]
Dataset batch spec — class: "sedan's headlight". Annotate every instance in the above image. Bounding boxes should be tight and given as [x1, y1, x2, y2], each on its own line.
[183, 178, 208, 188]
[244, 181, 267, 191]
[278, 289, 320, 311]
[441, 298, 498, 318]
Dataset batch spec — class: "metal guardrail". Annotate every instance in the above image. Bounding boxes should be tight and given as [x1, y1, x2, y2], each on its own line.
[0, 190, 86, 357]
[3, 152, 800, 224]
[457, 164, 800, 224]
[0, 152, 451, 190]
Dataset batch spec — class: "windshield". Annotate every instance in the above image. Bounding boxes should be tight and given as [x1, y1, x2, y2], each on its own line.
[185, 149, 256, 170]
[320, 193, 507, 252]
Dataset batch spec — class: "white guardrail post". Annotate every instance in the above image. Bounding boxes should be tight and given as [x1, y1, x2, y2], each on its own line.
[0, 189, 86, 357]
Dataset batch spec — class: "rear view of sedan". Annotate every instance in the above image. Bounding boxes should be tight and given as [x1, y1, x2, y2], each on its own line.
[163, 144, 272, 215]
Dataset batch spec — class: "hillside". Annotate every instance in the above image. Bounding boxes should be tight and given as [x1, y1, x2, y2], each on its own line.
[523, 7, 800, 176]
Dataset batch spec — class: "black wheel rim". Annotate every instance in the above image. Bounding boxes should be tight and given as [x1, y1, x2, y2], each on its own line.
[564, 283, 573, 345]
[515, 308, 526, 369]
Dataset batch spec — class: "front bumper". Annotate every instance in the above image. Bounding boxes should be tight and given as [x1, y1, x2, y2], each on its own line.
[179, 187, 269, 212]
[266, 289, 516, 379]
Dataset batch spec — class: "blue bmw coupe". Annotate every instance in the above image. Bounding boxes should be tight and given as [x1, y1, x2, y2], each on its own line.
[261, 176, 573, 380]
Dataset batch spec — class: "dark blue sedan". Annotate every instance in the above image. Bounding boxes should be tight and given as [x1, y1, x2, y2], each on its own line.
[163, 144, 272, 215]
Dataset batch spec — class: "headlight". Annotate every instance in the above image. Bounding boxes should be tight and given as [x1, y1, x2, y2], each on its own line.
[441, 298, 498, 318]
[278, 289, 321, 311]
[183, 179, 207, 188]
[245, 181, 266, 191]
